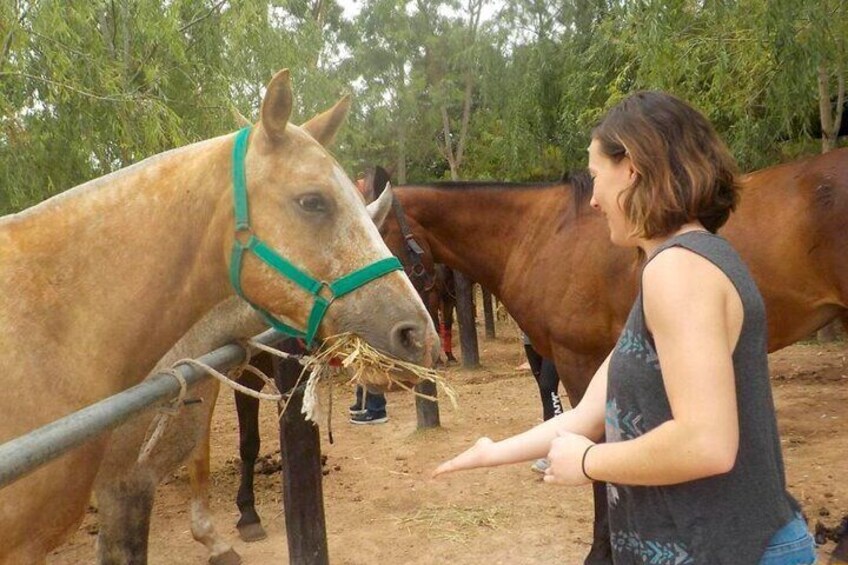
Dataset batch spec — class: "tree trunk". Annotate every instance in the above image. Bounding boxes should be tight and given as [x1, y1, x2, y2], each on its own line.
[816, 63, 844, 343]
[396, 64, 408, 184]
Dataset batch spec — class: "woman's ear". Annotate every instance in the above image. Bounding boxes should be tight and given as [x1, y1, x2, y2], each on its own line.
[626, 159, 639, 183]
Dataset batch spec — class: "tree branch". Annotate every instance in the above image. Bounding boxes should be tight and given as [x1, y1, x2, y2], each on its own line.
[440, 104, 456, 168]
[0, 71, 145, 102]
[179, 0, 227, 34]
[818, 64, 836, 152]
[835, 66, 845, 145]
[0, 2, 30, 72]
[454, 73, 473, 167]
[834, 29, 845, 147]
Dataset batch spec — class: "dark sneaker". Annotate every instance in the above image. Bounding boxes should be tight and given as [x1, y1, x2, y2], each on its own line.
[348, 402, 367, 416]
[349, 411, 388, 425]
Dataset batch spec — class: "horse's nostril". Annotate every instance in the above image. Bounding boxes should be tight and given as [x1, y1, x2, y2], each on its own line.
[399, 327, 416, 350]
[390, 321, 422, 358]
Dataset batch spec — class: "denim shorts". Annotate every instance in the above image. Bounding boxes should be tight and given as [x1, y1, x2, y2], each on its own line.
[758, 514, 817, 565]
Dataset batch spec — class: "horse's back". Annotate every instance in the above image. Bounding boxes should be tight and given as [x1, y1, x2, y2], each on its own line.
[727, 148, 848, 348]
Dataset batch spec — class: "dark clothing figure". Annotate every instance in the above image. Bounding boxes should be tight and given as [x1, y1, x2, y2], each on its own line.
[349, 385, 388, 425]
[523, 334, 563, 421]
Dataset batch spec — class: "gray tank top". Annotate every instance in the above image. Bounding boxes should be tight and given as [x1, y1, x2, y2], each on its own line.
[605, 231, 798, 565]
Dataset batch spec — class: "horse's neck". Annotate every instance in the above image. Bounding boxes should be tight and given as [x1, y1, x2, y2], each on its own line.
[149, 298, 265, 374]
[0, 135, 235, 391]
[399, 185, 563, 296]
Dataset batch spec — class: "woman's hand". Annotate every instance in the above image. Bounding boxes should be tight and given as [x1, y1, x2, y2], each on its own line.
[544, 431, 594, 486]
[432, 437, 494, 478]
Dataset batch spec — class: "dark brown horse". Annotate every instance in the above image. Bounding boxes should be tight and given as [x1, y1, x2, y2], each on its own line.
[377, 148, 848, 563]
[367, 166, 458, 362]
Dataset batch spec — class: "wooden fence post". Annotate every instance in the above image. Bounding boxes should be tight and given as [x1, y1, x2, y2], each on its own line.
[274, 348, 329, 565]
[415, 381, 440, 428]
[453, 270, 480, 368]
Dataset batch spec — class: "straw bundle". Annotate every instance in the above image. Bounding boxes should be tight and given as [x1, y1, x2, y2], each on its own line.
[303, 332, 458, 408]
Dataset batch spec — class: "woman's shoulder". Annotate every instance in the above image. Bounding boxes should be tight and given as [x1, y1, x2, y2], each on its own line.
[642, 245, 735, 309]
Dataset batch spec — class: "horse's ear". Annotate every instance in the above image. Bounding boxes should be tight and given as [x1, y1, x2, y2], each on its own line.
[260, 69, 293, 144]
[301, 94, 351, 147]
[366, 183, 393, 229]
[373, 166, 392, 197]
[231, 105, 253, 128]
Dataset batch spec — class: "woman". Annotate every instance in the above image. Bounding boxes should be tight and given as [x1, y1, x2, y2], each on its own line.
[433, 91, 815, 564]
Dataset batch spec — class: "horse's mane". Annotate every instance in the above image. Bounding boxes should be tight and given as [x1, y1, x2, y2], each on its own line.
[412, 169, 594, 210]
[561, 170, 594, 211]
[423, 180, 559, 190]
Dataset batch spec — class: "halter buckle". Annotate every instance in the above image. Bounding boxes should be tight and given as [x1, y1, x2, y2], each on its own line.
[234, 225, 255, 248]
[316, 281, 336, 304]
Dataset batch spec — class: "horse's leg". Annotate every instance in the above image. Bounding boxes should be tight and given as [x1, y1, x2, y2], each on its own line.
[823, 315, 848, 563]
[184, 382, 241, 565]
[551, 346, 614, 565]
[823, 512, 848, 564]
[441, 287, 457, 362]
[188, 431, 242, 565]
[95, 473, 156, 565]
[233, 352, 271, 542]
[585, 481, 613, 565]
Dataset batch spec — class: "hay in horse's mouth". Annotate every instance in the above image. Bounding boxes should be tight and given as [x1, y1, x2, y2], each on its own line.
[304, 332, 457, 407]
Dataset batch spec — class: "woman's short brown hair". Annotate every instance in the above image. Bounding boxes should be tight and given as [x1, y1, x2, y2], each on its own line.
[592, 91, 740, 238]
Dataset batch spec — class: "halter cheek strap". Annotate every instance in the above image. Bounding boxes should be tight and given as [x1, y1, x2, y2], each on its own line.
[229, 127, 403, 346]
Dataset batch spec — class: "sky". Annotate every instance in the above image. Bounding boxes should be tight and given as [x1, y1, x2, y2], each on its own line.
[340, 0, 504, 23]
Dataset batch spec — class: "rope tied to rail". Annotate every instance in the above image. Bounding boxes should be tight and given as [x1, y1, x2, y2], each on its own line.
[137, 368, 188, 464]
[135, 332, 455, 464]
[136, 339, 323, 464]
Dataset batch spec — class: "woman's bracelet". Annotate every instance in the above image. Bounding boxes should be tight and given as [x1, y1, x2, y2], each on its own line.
[581, 444, 595, 481]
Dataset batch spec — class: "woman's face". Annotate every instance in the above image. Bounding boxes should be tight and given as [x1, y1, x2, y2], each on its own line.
[588, 138, 639, 247]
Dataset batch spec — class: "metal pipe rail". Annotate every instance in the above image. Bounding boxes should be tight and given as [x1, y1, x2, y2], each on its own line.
[0, 328, 283, 489]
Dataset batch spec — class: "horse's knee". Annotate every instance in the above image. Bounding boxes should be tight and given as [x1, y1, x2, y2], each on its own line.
[95, 478, 156, 565]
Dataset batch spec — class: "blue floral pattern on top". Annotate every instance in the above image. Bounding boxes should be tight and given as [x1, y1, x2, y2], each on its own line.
[611, 531, 694, 565]
[617, 329, 660, 370]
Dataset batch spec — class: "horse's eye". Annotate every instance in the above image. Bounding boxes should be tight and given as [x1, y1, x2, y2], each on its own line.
[297, 193, 328, 213]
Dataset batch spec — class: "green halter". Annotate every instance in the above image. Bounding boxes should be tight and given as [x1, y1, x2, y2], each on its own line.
[229, 127, 403, 346]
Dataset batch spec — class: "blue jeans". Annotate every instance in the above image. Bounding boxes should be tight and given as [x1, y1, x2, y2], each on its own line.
[354, 385, 386, 414]
[759, 514, 816, 565]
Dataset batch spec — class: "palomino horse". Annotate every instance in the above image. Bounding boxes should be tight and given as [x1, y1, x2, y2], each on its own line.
[226, 178, 463, 545]
[377, 148, 848, 563]
[0, 69, 439, 564]
[93, 187, 402, 565]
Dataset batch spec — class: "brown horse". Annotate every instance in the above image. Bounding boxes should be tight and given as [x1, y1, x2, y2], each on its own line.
[0, 69, 438, 564]
[366, 166, 458, 361]
[378, 148, 848, 563]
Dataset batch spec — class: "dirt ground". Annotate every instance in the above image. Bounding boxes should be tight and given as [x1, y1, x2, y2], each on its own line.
[51, 324, 847, 564]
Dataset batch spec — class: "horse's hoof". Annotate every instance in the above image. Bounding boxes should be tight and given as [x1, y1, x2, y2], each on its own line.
[210, 549, 242, 565]
[829, 545, 848, 564]
[238, 522, 268, 542]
